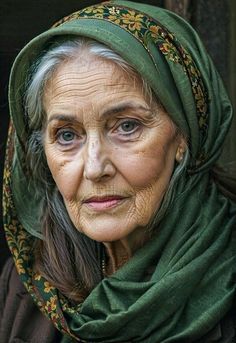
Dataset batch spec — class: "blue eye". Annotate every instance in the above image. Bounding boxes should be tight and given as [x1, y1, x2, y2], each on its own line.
[62, 131, 75, 141]
[57, 130, 76, 144]
[119, 120, 139, 134]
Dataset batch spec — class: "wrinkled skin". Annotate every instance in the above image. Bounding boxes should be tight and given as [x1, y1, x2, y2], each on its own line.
[43, 56, 185, 271]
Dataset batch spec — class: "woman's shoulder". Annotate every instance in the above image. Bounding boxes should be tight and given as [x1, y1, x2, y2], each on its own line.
[0, 258, 62, 343]
[1, 256, 29, 283]
[0, 257, 25, 317]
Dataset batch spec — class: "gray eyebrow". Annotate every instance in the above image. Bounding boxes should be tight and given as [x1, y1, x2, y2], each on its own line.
[47, 114, 78, 125]
[102, 102, 151, 117]
[46, 102, 151, 125]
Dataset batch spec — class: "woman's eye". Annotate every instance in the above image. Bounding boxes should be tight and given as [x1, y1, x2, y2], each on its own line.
[117, 120, 140, 134]
[56, 130, 76, 144]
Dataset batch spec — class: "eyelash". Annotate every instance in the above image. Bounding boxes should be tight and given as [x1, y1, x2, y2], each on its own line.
[114, 119, 141, 136]
[54, 118, 142, 147]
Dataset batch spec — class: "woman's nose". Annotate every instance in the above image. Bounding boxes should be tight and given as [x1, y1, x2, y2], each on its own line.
[83, 134, 116, 182]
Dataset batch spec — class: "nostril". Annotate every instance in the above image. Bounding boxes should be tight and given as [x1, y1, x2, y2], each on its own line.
[83, 160, 116, 181]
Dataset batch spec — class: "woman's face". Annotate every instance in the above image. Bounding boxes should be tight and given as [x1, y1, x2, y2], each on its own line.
[43, 56, 184, 243]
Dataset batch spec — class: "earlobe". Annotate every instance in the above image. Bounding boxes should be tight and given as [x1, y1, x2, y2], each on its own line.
[175, 139, 187, 163]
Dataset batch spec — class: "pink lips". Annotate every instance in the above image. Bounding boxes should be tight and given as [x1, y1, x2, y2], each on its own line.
[83, 196, 126, 211]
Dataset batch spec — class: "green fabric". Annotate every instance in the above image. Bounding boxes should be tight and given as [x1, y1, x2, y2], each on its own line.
[3, 1, 236, 342]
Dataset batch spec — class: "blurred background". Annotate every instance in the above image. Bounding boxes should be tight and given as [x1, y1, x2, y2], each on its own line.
[0, 0, 235, 271]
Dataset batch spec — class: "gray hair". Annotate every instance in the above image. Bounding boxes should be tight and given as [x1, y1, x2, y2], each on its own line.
[25, 37, 189, 236]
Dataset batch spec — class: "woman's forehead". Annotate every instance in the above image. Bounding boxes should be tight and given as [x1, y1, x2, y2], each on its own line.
[50, 54, 141, 85]
[43, 56, 149, 112]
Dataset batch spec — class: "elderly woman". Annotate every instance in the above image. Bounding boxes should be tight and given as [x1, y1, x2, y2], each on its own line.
[1, 1, 235, 342]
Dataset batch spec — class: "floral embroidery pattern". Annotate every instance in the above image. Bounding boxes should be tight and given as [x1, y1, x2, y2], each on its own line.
[53, 3, 209, 168]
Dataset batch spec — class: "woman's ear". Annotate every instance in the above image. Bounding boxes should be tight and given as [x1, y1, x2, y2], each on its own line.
[175, 137, 187, 163]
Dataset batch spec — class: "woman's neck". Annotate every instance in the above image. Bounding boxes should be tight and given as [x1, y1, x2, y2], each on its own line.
[102, 228, 151, 275]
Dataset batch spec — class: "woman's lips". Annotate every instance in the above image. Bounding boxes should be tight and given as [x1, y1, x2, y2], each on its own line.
[83, 196, 127, 211]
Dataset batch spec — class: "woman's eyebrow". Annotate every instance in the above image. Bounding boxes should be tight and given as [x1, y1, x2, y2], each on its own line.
[47, 114, 79, 125]
[46, 103, 151, 125]
[102, 102, 151, 117]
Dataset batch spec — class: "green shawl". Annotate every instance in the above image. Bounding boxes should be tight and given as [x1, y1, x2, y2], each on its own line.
[3, 1, 236, 342]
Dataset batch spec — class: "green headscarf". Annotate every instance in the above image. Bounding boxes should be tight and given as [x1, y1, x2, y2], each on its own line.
[3, 1, 236, 342]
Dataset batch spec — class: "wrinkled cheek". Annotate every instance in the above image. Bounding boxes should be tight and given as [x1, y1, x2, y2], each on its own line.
[133, 188, 160, 226]
[63, 201, 86, 233]
[121, 153, 174, 226]
[118, 154, 165, 189]
[46, 158, 82, 201]
[56, 177, 79, 201]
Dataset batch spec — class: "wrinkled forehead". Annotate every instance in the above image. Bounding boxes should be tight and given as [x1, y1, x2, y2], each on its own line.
[42, 54, 156, 124]
[44, 53, 143, 90]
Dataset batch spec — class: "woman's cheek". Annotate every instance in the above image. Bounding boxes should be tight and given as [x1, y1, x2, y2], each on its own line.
[116, 151, 167, 189]
[46, 150, 83, 200]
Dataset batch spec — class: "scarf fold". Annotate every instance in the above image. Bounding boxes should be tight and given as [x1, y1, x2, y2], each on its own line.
[3, 1, 236, 342]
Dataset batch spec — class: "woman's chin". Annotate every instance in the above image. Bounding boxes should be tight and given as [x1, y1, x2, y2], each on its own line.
[77, 219, 137, 243]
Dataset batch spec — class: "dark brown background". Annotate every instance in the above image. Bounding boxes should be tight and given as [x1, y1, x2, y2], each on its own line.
[1, 0, 235, 271]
